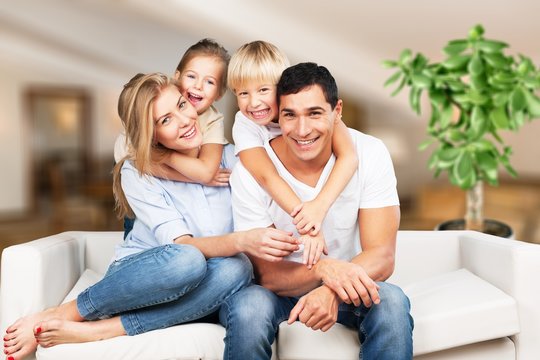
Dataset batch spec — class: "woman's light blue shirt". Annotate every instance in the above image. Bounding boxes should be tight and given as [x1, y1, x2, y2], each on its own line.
[115, 144, 237, 260]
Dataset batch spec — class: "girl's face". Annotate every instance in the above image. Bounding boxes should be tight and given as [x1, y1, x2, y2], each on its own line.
[153, 85, 202, 153]
[234, 81, 278, 126]
[176, 56, 224, 115]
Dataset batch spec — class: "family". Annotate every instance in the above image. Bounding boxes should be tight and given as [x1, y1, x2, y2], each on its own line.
[4, 39, 414, 360]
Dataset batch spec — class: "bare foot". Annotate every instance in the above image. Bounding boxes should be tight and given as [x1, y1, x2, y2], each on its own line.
[3, 301, 81, 359]
[35, 317, 126, 347]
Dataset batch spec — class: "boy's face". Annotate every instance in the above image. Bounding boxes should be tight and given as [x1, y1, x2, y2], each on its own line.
[175, 56, 224, 115]
[234, 81, 278, 126]
[279, 85, 341, 163]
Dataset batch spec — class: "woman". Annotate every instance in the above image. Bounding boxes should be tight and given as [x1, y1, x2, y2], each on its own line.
[3, 73, 299, 360]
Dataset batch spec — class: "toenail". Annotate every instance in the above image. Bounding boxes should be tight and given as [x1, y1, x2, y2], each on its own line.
[8, 357, 14, 360]
[35, 326, 42, 334]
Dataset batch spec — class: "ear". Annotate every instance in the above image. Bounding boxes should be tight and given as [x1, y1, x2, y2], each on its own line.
[334, 99, 343, 124]
[173, 70, 181, 80]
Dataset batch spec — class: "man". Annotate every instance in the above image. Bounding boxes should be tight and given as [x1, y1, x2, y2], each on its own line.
[221, 62, 413, 359]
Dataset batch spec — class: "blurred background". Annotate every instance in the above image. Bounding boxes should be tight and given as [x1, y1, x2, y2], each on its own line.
[1, 0, 540, 256]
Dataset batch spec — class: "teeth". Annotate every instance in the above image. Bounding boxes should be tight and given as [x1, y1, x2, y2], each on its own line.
[189, 93, 202, 101]
[297, 138, 316, 145]
[181, 127, 196, 138]
[250, 109, 269, 117]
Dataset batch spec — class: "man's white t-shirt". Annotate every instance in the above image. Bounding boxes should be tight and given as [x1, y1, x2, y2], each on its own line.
[230, 129, 399, 263]
[232, 111, 282, 155]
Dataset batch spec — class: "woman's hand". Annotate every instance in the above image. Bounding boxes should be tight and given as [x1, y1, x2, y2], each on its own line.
[238, 228, 299, 262]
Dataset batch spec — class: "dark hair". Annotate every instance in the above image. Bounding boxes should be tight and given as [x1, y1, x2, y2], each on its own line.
[176, 38, 230, 96]
[276, 62, 338, 109]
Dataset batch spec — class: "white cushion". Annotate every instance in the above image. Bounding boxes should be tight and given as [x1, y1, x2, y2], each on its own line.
[61, 269, 103, 304]
[277, 269, 519, 359]
[404, 268, 519, 355]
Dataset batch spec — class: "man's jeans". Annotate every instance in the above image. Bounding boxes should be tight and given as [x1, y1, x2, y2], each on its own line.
[219, 282, 414, 360]
[77, 244, 252, 335]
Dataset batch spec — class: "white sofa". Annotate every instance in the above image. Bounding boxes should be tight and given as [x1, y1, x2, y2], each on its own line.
[1, 230, 540, 360]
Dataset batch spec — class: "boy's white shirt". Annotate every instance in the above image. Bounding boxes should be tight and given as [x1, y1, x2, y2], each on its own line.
[230, 129, 400, 263]
[232, 111, 281, 155]
[113, 105, 227, 163]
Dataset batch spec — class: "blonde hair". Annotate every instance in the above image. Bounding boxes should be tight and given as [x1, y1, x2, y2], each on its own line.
[176, 38, 230, 97]
[112, 72, 178, 219]
[227, 40, 290, 93]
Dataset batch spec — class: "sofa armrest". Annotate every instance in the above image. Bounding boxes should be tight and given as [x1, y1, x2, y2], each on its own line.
[459, 231, 540, 360]
[0, 231, 86, 333]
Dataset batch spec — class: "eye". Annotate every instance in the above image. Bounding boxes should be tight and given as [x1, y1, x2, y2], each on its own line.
[283, 112, 295, 119]
[186, 74, 196, 79]
[159, 116, 171, 126]
[206, 79, 216, 86]
[178, 100, 187, 109]
[309, 111, 322, 117]
[259, 87, 270, 94]
[237, 91, 248, 97]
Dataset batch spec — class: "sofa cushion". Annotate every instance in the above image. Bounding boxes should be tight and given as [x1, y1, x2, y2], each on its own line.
[404, 268, 519, 355]
[61, 269, 103, 304]
[277, 269, 519, 359]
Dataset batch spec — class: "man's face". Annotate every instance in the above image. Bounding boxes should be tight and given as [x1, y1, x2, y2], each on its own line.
[279, 85, 342, 163]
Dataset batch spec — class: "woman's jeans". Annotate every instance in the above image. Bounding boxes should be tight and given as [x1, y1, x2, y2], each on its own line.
[219, 282, 414, 360]
[76, 244, 252, 335]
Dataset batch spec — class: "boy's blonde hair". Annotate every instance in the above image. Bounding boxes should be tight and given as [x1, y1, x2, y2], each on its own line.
[227, 40, 290, 93]
[112, 72, 177, 219]
[176, 38, 230, 97]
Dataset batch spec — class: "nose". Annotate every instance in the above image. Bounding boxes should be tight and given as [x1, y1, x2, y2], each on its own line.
[173, 110, 191, 128]
[248, 94, 260, 108]
[296, 117, 311, 137]
[194, 77, 203, 90]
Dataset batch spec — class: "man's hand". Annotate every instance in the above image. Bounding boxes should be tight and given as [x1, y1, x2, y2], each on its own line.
[288, 285, 339, 332]
[238, 228, 299, 262]
[315, 258, 380, 307]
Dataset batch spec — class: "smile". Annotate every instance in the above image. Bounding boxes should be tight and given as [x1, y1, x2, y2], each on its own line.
[249, 109, 270, 119]
[295, 138, 318, 146]
[188, 92, 203, 103]
[181, 126, 197, 139]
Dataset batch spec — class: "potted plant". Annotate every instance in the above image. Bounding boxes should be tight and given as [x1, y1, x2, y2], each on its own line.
[383, 24, 540, 236]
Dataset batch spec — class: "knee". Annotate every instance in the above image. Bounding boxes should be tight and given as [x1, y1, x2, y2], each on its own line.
[164, 244, 207, 284]
[220, 253, 253, 287]
[222, 285, 276, 326]
[375, 282, 413, 330]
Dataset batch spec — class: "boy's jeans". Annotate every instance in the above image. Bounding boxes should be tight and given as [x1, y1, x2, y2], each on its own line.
[77, 244, 252, 335]
[220, 282, 414, 360]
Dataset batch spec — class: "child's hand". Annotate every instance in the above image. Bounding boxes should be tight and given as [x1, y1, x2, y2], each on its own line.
[205, 168, 231, 187]
[291, 200, 327, 236]
[299, 233, 329, 269]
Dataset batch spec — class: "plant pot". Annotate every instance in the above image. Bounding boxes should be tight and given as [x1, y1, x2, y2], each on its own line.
[435, 219, 513, 239]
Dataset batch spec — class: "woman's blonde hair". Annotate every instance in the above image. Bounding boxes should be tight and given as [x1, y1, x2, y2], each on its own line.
[227, 40, 290, 93]
[112, 72, 177, 219]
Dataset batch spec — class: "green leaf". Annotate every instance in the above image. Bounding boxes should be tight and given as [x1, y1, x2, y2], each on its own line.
[510, 87, 527, 112]
[477, 40, 508, 53]
[443, 42, 469, 56]
[483, 53, 509, 68]
[382, 60, 398, 68]
[513, 110, 525, 128]
[418, 138, 434, 151]
[448, 129, 467, 142]
[500, 152, 518, 178]
[409, 87, 422, 114]
[471, 139, 495, 151]
[524, 91, 540, 117]
[468, 55, 484, 75]
[477, 151, 498, 171]
[384, 70, 402, 87]
[468, 24, 485, 40]
[440, 103, 453, 128]
[399, 49, 412, 65]
[470, 74, 487, 90]
[442, 55, 470, 70]
[492, 92, 510, 107]
[490, 107, 510, 129]
[446, 80, 467, 92]
[412, 54, 428, 71]
[470, 106, 487, 139]
[390, 77, 406, 97]
[453, 151, 475, 189]
[411, 74, 432, 89]
[468, 90, 489, 105]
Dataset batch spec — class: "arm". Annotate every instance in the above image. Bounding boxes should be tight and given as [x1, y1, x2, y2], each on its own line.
[238, 147, 301, 214]
[155, 143, 223, 184]
[174, 227, 298, 261]
[292, 120, 359, 234]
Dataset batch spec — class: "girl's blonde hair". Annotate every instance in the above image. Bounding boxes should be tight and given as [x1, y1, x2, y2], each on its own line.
[227, 40, 290, 93]
[112, 72, 177, 219]
[175, 38, 230, 97]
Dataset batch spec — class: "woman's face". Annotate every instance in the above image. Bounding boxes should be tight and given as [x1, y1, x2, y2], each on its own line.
[153, 85, 202, 153]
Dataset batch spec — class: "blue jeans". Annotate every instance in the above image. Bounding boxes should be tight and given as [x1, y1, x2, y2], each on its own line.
[77, 244, 252, 335]
[219, 282, 413, 360]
